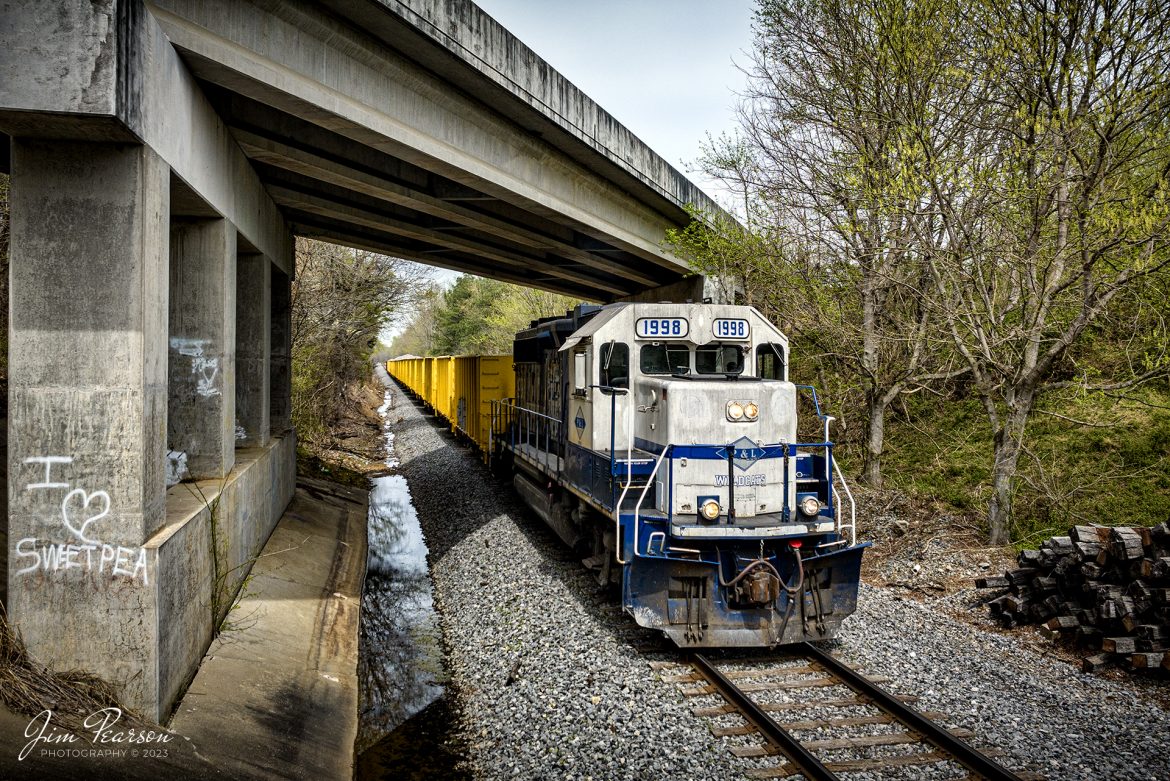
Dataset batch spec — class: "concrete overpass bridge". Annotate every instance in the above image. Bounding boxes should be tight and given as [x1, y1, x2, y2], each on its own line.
[0, 0, 718, 720]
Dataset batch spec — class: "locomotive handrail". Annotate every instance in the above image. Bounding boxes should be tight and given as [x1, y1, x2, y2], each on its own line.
[833, 461, 857, 546]
[616, 442, 672, 564]
[487, 396, 517, 458]
[590, 384, 633, 491]
[818, 414, 853, 545]
[795, 384, 824, 418]
[491, 398, 563, 479]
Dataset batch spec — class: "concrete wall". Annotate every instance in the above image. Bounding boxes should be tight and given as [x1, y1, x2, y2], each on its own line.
[8, 140, 171, 549]
[151, 433, 296, 714]
[236, 254, 271, 448]
[0, 1, 297, 722]
[270, 267, 293, 435]
[169, 218, 237, 479]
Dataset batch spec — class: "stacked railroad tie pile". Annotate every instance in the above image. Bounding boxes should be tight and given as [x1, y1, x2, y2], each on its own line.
[976, 523, 1170, 674]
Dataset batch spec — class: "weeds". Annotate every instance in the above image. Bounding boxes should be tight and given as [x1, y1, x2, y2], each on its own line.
[877, 386, 1170, 546]
[183, 479, 262, 637]
[0, 603, 137, 731]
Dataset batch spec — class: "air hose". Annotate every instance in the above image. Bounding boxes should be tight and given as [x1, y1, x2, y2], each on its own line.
[718, 545, 805, 596]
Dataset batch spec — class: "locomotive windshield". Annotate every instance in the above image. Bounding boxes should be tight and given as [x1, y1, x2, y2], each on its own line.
[640, 343, 691, 375]
[696, 343, 745, 375]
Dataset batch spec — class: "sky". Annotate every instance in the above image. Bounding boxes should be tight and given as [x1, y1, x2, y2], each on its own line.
[475, 0, 756, 201]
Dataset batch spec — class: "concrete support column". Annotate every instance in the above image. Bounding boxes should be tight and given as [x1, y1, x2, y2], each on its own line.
[7, 139, 169, 706]
[236, 254, 271, 447]
[269, 267, 292, 435]
[169, 219, 236, 479]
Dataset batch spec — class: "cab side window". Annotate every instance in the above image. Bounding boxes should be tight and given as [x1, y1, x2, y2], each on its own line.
[599, 342, 630, 390]
[756, 344, 786, 380]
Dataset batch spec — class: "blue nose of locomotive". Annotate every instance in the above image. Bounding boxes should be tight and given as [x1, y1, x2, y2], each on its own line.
[622, 536, 868, 647]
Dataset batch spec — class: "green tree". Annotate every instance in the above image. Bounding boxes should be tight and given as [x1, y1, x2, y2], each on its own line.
[424, 275, 579, 355]
[925, 0, 1170, 543]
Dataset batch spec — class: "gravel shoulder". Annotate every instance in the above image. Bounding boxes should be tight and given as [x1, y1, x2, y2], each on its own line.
[384, 381, 1169, 781]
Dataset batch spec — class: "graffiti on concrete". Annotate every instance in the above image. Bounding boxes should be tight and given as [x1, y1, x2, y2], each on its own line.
[166, 450, 190, 487]
[13, 456, 149, 585]
[61, 488, 110, 544]
[170, 337, 221, 398]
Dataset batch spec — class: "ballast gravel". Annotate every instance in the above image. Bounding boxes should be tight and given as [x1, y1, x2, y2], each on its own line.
[381, 377, 1170, 781]
[833, 586, 1170, 781]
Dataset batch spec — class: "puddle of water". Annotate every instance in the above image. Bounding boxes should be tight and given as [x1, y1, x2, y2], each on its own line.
[357, 391, 467, 777]
[356, 471, 443, 752]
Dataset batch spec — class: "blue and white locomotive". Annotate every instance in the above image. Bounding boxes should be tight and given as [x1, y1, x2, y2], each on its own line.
[490, 302, 867, 647]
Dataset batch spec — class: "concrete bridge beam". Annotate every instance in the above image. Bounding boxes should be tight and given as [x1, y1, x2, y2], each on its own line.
[149, 0, 693, 286]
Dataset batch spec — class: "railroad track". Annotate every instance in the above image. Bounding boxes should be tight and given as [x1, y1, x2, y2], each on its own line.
[653, 644, 1044, 780]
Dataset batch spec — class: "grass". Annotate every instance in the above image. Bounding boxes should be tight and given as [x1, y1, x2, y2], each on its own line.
[864, 384, 1170, 548]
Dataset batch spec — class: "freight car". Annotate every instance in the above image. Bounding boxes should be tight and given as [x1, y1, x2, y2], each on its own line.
[387, 302, 867, 647]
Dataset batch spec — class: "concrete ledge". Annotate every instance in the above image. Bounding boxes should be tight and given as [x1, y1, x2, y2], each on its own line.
[149, 431, 297, 720]
[167, 477, 367, 781]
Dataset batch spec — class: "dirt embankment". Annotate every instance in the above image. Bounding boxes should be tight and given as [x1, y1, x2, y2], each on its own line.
[297, 376, 389, 485]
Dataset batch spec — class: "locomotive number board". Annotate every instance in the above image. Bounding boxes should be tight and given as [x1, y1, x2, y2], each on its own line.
[712, 318, 751, 339]
[635, 317, 689, 338]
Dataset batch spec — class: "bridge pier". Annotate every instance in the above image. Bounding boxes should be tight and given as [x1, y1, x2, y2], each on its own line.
[169, 216, 237, 480]
[236, 253, 271, 448]
[1, 2, 297, 721]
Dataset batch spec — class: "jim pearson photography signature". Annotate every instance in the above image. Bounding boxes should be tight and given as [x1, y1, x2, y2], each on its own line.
[19, 708, 173, 761]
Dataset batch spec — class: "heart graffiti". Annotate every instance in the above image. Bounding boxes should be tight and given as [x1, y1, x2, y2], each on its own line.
[61, 488, 111, 544]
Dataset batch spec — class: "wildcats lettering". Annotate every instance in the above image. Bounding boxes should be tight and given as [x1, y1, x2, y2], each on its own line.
[714, 474, 766, 487]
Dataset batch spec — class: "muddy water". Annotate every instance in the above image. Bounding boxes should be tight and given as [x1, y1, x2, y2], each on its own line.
[356, 392, 469, 779]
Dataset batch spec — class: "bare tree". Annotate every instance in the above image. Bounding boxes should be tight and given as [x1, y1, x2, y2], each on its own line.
[290, 239, 428, 444]
[684, 0, 971, 487]
[926, 0, 1170, 543]
[387, 284, 442, 357]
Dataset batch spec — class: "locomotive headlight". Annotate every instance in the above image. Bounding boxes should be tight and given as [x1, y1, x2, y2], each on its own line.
[799, 495, 821, 517]
[700, 499, 721, 521]
[744, 402, 759, 421]
[726, 401, 745, 421]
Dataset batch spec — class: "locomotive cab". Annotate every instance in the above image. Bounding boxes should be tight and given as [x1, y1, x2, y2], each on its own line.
[496, 302, 867, 648]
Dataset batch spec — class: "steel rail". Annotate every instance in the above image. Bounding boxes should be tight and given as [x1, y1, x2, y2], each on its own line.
[689, 653, 837, 781]
[800, 643, 1027, 781]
